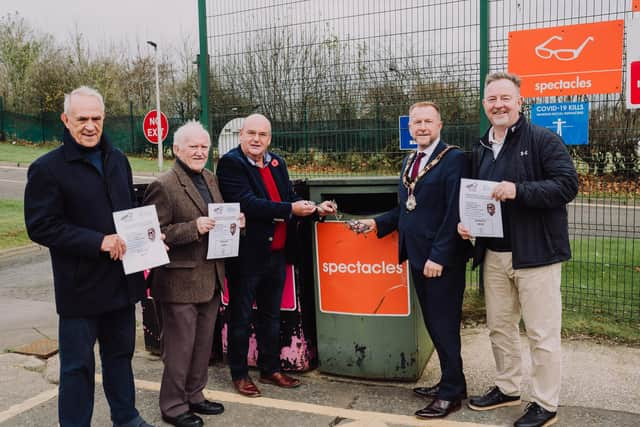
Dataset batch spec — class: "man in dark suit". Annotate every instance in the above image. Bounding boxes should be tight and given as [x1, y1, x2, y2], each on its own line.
[357, 101, 470, 419]
[216, 113, 335, 397]
[144, 121, 239, 427]
[24, 86, 153, 427]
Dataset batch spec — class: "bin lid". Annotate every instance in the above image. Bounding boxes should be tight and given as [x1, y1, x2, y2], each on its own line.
[306, 176, 398, 187]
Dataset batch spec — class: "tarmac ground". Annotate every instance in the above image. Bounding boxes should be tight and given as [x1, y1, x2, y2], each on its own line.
[0, 245, 639, 427]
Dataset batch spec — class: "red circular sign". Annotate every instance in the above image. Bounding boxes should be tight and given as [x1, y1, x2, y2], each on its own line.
[142, 110, 169, 144]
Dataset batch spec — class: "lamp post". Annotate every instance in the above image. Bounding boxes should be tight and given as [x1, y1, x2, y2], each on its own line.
[147, 40, 163, 171]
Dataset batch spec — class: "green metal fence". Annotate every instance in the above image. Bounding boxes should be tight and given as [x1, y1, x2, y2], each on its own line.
[202, 0, 640, 322]
[0, 2, 637, 321]
[0, 106, 186, 157]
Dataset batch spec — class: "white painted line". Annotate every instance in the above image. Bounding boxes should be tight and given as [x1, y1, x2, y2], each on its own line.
[109, 376, 498, 427]
[0, 179, 25, 184]
[132, 175, 156, 181]
[0, 165, 28, 171]
[0, 387, 58, 423]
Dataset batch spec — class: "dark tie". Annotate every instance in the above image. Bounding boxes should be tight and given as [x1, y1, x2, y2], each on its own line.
[410, 152, 426, 180]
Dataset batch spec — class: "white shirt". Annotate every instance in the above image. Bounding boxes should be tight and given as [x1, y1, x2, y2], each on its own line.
[488, 127, 505, 159]
[415, 137, 440, 171]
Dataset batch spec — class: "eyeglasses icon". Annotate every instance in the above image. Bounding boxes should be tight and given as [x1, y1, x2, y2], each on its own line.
[535, 35, 594, 61]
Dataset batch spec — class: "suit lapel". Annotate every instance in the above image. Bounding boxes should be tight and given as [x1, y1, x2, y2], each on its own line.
[417, 141, 446, 188]
[236, 150, 271, 199]
[173, 165, 208, 215]
[426, 140, 445, 164]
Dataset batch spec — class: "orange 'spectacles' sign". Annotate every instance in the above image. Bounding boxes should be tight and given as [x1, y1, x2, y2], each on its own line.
[508, 20, 623, 97]
[315, 222, 410, 316]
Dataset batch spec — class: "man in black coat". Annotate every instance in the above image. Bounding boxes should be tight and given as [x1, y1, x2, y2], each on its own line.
[216, 113, 335, 397]
[459, 72, 578, 427]
[24, 86, 153, 427]
[357, 101, 471, 419]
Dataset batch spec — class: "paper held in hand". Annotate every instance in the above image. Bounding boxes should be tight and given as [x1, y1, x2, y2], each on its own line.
[459, 178, 504, 238]
[113, 205, 169, 275]
[207, 203, 240, 259]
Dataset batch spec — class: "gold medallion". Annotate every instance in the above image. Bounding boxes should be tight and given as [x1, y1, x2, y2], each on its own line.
[406, 194, 417, 211]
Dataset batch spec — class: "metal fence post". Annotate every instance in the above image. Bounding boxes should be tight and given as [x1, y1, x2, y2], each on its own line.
[198, 0, 211, 169]
[129, 101, 135, 152]
[40, 98, 46, 144]
[479, 0, 489, 135]
[0, 96, 4, 141]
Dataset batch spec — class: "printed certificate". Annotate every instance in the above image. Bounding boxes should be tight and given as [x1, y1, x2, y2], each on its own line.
[113, 205, 169, 274]
[459, 178, 504, 238]
[207, 203, 240, 259]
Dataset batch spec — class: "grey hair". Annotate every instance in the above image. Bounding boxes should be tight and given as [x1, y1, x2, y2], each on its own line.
[173, 120, 211, 148]
[484, 72, 521, 90]
[63, 86, 105, 114]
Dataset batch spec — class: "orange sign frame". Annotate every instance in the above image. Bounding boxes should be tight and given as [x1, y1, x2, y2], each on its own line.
[508, 20, 623, 97]
[315, 222, 410, 316]
[634, 1, 640, 12]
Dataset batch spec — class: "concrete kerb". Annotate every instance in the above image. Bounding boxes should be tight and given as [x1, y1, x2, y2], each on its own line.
[0, 244, 48, 270]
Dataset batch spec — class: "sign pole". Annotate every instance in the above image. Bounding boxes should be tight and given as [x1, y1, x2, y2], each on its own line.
[147, 40, 163, 171]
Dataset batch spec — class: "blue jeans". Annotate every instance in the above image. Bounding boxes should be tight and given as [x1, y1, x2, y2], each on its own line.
[58, 305, 139, 427]
[227, 251, 286, 380]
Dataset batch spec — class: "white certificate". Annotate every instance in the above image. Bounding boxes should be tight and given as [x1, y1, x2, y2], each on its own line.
[113, 205, 170, 275]
[207, 203, 240, 259]
[459, 178, 504, 238]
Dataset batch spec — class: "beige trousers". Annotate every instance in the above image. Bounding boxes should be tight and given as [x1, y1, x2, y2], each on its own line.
[483, 250, 562, 412]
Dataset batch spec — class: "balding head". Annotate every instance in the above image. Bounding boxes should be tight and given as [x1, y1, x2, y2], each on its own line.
[239, 114, 272, 165]
[242, 114, 271, 132]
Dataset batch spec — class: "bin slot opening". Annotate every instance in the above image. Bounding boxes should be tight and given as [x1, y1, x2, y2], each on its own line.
[321, 193, 397, 216]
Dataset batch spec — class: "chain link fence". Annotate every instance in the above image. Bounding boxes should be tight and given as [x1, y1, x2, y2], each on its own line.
[204, 0, 639, 322]
[0, 1, 637, 321]
[0, 104, 186, 158]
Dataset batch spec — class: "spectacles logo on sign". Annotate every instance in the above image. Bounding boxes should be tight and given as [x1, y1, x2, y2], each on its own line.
[535, 35, 594, 61]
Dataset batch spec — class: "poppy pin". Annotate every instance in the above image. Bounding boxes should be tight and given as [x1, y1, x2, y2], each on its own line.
[270, 159, 279, 167]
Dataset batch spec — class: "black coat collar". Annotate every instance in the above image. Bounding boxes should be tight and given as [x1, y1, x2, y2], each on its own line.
[480, 113, 527, 145]
[62, 128, 113, 162]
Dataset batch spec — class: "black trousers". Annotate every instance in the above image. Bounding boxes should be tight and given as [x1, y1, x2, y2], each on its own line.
[227, 251, 286, 380]
[411, 264, 466, 400]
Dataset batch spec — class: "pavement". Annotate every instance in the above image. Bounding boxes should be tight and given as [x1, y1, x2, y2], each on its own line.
[1, 247, 639, 426]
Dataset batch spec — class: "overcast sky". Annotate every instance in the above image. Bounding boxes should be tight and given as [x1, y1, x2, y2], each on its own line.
[2, 0, 199, 52]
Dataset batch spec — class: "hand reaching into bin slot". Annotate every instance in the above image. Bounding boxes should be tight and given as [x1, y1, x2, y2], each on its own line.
[310, 199, 339, 217]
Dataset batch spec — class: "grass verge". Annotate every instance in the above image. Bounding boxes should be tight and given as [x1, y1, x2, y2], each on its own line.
[0, 141, 174, 173]
[463, 234, 640, 347]
[0, 200, 31, 250]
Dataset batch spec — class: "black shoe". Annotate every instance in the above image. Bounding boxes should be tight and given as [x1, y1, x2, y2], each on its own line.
[189, 399, 225, 415]
[161, 411, 203, 427]
[468, 386, 521, 411]
[413, 383, 468, 400]
[514, 402, 558, 427]
[413, 384, 468, 399]
[415, 398, 462, 419]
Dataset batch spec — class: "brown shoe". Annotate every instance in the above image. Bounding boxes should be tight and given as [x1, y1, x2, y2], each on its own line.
[259, 372, 301, 388]
[232, 377, 261, 397]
